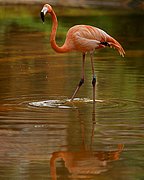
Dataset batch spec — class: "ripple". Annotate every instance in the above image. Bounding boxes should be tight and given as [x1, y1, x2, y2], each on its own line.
[1, 95, 144, 115]
[98, 99, 144, 113]
[28, 98, 144, 114]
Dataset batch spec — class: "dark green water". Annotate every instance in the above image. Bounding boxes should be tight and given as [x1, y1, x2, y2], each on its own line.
[0, 5, 144, 180]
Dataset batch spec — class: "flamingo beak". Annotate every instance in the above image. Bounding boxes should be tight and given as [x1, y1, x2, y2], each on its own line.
[40, 7, 48, 22]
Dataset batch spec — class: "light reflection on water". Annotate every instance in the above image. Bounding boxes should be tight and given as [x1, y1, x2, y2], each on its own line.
[0, 5, 144, 180]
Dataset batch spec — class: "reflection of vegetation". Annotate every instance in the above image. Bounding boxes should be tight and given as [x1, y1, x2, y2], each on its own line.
[0, 5, 143, 35]
[0, 5, 50, 34]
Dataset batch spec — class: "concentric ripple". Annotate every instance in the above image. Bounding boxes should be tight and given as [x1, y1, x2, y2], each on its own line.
[28, 97, 144, 114]
[1, 95, 144, 113]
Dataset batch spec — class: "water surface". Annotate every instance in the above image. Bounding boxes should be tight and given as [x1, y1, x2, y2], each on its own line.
[0, 5, 144, 180]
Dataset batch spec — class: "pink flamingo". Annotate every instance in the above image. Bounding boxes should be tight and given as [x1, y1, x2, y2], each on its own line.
[40, 4, 125, 103]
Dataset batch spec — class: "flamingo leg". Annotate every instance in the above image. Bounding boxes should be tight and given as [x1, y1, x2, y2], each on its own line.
[90, 52, 96, 103]
[70, 53, 85, 101]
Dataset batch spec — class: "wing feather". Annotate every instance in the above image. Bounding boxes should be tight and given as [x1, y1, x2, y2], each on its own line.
[65, 25, 125, 56]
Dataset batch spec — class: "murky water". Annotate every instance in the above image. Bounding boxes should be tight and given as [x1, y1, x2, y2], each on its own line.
[0, 5, 144, 180]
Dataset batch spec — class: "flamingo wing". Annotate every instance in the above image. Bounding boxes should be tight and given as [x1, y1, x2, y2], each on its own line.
[65, 25, 125, 57]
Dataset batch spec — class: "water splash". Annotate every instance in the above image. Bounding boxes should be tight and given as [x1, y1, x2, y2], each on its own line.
[29, 99, 70, 108]
[29, 98, 103, 109]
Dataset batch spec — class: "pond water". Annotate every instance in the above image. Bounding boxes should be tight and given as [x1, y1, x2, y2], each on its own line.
[0, 5, 144, 180]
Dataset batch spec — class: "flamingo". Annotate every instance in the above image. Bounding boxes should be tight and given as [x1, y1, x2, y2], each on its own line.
[40, 4, 125, 103]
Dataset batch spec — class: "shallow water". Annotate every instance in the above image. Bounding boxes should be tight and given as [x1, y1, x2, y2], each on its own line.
[0, 5, 144, 180]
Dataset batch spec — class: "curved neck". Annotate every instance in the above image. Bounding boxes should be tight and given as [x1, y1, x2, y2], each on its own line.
[50, 10, 68, 53]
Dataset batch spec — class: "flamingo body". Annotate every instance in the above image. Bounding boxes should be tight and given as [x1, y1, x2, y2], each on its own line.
[64, 25, 125, 56]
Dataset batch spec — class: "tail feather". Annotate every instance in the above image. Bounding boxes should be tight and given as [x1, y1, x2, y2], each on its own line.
[107, 37, 125, 57]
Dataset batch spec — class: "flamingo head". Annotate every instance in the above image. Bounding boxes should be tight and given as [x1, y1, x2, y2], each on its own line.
[40, 4, 52, 22]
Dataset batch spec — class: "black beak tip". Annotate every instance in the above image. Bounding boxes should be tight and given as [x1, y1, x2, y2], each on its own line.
[40, 12, 45, 22]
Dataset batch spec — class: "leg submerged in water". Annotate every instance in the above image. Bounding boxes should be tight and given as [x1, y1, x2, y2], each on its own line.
[92, 75, 96, 103]
[90, 52, 96, 103]
[70, 53, 85, 101]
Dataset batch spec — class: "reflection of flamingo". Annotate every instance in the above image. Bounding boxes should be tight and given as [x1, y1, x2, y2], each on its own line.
[50, 144, 124, 179]
[49, 104, 124, 180]
[40, 4, 125, 102]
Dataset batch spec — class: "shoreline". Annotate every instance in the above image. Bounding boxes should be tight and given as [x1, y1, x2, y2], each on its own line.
[0, 0, 143, 9]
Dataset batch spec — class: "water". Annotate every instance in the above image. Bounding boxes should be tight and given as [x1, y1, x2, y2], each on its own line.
[0, 5, 144, 180]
